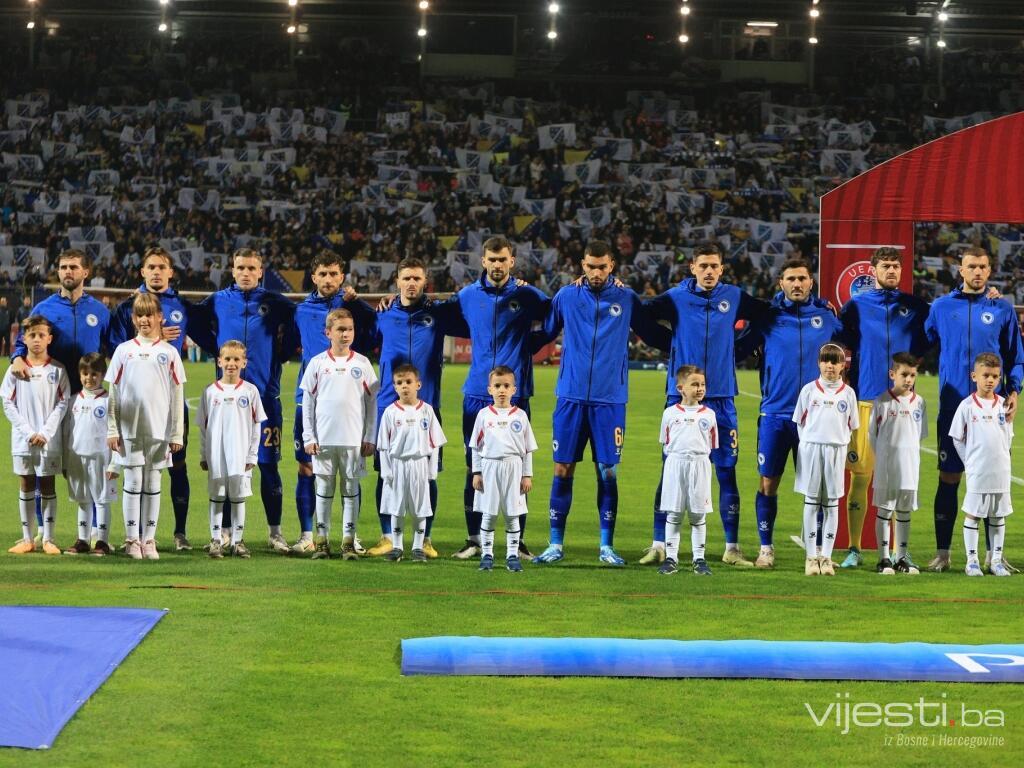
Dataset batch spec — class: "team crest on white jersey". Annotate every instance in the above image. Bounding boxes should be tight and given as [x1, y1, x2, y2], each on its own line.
[170, 310, 184, 323]
[699, 418, 711, 431]
[609, 303, 622, 317]
[999, 412, 1006, 425]
[981, 311, 995, 325]
[810, 316, 823, 329]
[420, 417, 429, 430]
[238, 396, 250, 408]
[913, 409, 922, 421]
[718, 300, 731, 313]
[86, 313, 98, 327]
[837, 400, 848, 413]
[47, 370, 58, 383]
[94, 406, 106, 419]
[511, 420, 523, 433]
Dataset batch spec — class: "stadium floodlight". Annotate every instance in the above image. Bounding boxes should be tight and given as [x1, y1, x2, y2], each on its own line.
[809, 8, 820, 18]
[288, 0, 298, 6]
[419, 0, 429, 9]
[548, 3, 560, 14]
[937, 38, 947, 48]
[26, 20, 35, 28]
[680, 5, 691, 15]
[938, 11, 948, 22]
[158, 22, 168, 32]
[287, 24, 296, 34]
[159, 0, 169, 5]
[417, 26, 427, 37]
[678, 33, 689, 44]
[808, 36, 818, 44]
[547, 29, 557, 40]
[746, 21, 778, 27]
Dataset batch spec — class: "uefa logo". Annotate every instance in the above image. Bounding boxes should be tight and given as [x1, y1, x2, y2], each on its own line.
[835, 260, 875, 304]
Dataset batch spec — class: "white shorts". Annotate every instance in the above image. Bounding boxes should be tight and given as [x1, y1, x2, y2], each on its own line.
[65, 454, 117, 504]
[13, 450, 62, 477]
[208, 473, 253, 501]
[659, 454, 713, 515]
[312, 446, 365, 495]
[873, 488, 918, 513]
[116, 436, 172, 469]
[381, 456, 432, 519]
[474, 456, 526, 518]
[962, 492, 1013, 519]
[794, 442, 846, 499]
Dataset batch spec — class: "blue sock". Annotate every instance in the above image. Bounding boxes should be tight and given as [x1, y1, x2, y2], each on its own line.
[653, 477, 667, 543]
[259, 462, 283, 527]
[548, 476, 573, 546]
[169, 464, 190, 535]
[755, 491, 778, 546]
[296, 473, 314, 533]
[375, 476, 392, 535]
[983, 517, 992, 551]
[596, 466, 618, 548]
[425, 480, 438, 537]
[934, 480, 960, 550]
[716, 465, 740, 545]
[464, 474, 481, 537]
[817, 508, 823, 548]
[34, 487, 42, 527]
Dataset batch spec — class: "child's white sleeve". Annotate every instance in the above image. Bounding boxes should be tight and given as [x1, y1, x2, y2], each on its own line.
[106, 382, 121, 439]
[658, 409, 671, 446]
[469, 411, 484, 473]
[847, 392, 860, 432]
[41, 367, 70, 443]
[949, 402, 967, 461]
[792, 386, 808, 430]
[919, 398, 928, 442]
[249, 393, 266, 466]
[523, 417, 538, 476]
[362, 371, 378, 445]
[376, 411, 393, 480]
[1, 371, 31, 435]
[867, 400, 881, 449]
[196, 389, 209, 465]
[428, 411, 445, 480]
[168, 380, 184, 445]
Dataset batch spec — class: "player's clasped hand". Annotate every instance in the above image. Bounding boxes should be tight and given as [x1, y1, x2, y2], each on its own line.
[520, 477, 532, 494]
[305, 442, 320, 456]
[472, 473, 483, 492]
[28, 433, 47, 447]
[107, 436, 123, 454]
[360, 441, 375, 457]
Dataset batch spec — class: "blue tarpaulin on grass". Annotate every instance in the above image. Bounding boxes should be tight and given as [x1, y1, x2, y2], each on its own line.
[401, 637, 1024, 683]
[0, 606, 166, 749]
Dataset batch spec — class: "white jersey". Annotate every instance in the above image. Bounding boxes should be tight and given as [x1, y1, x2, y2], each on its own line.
[376, 400, 447, 478]
[197, 380, 267, 481]
[1, 358, 69, 457]
[793, 378, 860, 445]
[300, 350, 378, 447]
[949, 394, 1014, 494]
[659, 403, 718, 457]
[868, 390, 927, 493]
[105, 337, 186, 441]
[65, 389, 112, 459]
[469, 405, 538, 475]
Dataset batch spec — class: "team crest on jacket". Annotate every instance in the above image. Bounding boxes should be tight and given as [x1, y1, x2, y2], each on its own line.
[981, 311, 995, 325]
[170, 310, 184, 323]
[609, 303, 622, 316]
[421, 315, 434, 327]
[509, 300, 520, 313]
[898, 306, 910, 317]
[157, 353, 169, 365]
[811, 316, 823, 328]
[86, 313, 98, 327]
[717, 300, 731, 313]
[835, 260, 874, 304]
[238, 397, 250, 408]
[258, 303, 270, 316]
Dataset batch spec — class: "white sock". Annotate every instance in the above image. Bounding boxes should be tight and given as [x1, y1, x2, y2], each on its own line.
[802, 498, 820, 555]
[989, 519, 1005, 564]
[95, 502, 110, 543]
[875, 509, 892, 561]
[412, 518, 426, 551]
[41, 494, 56, 541]
[820, 500, 839, 559]
[210, 499, 225, 541]
[77, 504, 91, 542]
[342, 494, 358, 540]
[314, 475, 335, 540]
[391, 515, 404, 551]
[963, 519, 980, 563]
[665, 511, 682, 562]
[894, 511, 911, 560]
[689, 511, 706, 562]
[505, 516, 521, 560]
[480, 513, 496, 558]
[141, 468, 161, 542]
[18, 493, 36, 541]
[123, 466, 142, 540]
[231, 501, 246, 544]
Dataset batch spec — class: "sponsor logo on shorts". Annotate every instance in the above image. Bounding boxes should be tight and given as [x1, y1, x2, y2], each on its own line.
[939, 450, 948, 462]
[86, 313, 98, 327]
[552, 439, 559, 452]
[718, 300, 731, 313]
[258, 303, 270, 316]
[94, 406, 106, 419]
[511, 420, 523, 433]
[981, 311, 995, 325]
[848, 450, 859, 463]
[239, 397, 250, 408]
[351, 367, 363, 379]
[811, 316, 823, 329]
[170, 310, 184, 323]
[609, 303, 622, 317]
[157, 353, 169, 365]
[758, 452, 766, 465]
[835, 260, 874, 304]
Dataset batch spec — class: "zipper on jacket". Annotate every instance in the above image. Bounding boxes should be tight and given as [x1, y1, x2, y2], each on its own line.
[587, 289, 600, 400]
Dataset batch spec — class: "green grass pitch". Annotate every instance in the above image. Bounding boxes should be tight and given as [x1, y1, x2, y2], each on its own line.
[0, 362, 1021, 767]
